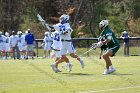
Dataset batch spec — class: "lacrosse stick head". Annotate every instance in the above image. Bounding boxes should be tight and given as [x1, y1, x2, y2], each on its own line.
[37, 14, 45, 22]
[91, 43, 98, 50]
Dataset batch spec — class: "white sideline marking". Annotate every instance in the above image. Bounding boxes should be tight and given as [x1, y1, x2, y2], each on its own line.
[79, 85, 140, 93]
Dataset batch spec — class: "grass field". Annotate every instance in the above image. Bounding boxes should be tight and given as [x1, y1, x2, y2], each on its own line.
[0, 55, 140, 93]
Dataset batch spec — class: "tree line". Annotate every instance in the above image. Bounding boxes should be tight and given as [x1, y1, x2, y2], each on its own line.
[0, 0, 139, 38]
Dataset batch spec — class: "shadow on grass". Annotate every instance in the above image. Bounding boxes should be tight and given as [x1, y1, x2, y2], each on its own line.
[61, 72, 94, 76]
[110, 72, 133, 75]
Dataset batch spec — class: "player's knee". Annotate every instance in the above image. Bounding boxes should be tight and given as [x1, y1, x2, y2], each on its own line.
[70, 53, 77, 58]
[62, 55, 67, 59]
[103, 54, 109, 60]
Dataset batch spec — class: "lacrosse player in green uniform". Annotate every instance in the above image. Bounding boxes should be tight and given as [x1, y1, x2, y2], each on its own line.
[97, 20, 120, 75]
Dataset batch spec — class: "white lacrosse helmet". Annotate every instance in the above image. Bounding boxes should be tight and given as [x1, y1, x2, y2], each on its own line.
[99, 20, 109, 30]
[25, 30, 28, 34]
[59, 14, 69, 24]
[17, 31, 22, 35]
[5, 32, 9, 37]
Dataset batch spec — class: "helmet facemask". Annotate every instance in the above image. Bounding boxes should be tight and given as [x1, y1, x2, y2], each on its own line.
[99, 20, 109, 30]
[59, 14, 69, 24]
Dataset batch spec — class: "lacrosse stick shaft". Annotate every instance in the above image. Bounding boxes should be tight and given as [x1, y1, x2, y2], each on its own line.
[37, 14, 51, 31]
[78, 43, 98, 57]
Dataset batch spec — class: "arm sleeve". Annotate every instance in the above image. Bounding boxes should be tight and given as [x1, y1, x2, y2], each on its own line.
[106, 33, 112, 40]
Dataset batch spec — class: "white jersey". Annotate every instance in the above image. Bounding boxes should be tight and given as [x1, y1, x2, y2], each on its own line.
[53, 23, 73, 40]
[4, 36, 10, 52]
[10, 35, 18, 47]
[0, 35, 6, 46]
[51, 31, 62, 50]
[18, 35, 25, 47]
[4, 36, 10, 46]
[43, 34, 52, 44]
[43, 33, 52, 50]
[0, 35, 6, 50]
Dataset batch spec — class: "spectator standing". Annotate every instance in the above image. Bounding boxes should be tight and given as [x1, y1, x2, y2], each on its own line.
[25, 29, 35, 59]
[10, 31, 20, 59]
[120, 31, 129, 56]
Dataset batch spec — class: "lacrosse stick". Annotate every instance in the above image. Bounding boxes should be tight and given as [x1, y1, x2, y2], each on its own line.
[37, 14, 52, 31]
[78, 43, 98, 57]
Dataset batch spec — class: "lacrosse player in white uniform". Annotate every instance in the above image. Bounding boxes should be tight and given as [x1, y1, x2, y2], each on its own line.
[50, 30, 63, 72]
[0, 31, 6, 58]
[4, 32, 11, 59]
[17, 31, 26, 59]
[51, 14, 84, 72]
[42, 32, 52, 58]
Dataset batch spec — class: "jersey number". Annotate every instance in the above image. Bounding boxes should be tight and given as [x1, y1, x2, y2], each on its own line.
[59, 25, 65, 31]
[54, 33, 60, 41]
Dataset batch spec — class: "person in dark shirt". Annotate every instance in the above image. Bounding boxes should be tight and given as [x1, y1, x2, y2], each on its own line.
[25, 29, 35, 59]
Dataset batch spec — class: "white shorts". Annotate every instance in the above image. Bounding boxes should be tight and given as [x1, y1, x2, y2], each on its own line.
[18, 45, 27, 51]
[44, 43, 51, 50]
[4, 46, 10, 52]
[61, 41, 75, 55]
[51, 50, 61, 58]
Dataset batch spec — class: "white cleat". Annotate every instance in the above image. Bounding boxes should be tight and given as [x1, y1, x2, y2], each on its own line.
[56, 68, 62, 73]
[80, 60, 84, 68]
[109, 67, 116, 73]
[102, 69, 110, 75]
[50, 64, 57, 73]
[67, 63, 73, 72]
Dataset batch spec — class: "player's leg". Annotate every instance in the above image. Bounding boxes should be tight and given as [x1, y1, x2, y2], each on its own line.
[54, 55, 69, 69]
[31, 45, 35, 59]
[21, 48, 26, 59]
[43, 44, 47, 58]
[102, 46, 119, 75]
[102, 49, 113, 75]
[51, 50, 63, 72]
[124, 43, 127, 56]
[51, 43, 72, 72]
[12, 47, 16, 60]
[48, 50, 51, 58]
[47, 43, 52, 58]
[4, 47, 8, 59]
[68, 42, 84, 68]
[19, 46, 22, 59]
[0, 46, 3, 58]
[16, 46, 20, 59]
[103, 50, 113, 68]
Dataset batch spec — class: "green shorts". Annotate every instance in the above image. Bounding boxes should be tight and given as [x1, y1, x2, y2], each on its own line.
[27, 44, 34, 51]
[106, 45, 120, 56]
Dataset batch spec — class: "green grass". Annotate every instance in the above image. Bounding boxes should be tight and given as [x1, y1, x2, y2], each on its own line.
[36, 46, 140, 57]
[0, 55, 140, 93]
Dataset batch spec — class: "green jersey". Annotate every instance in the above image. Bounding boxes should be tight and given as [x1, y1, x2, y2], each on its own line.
[99, 26, 120, 48]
